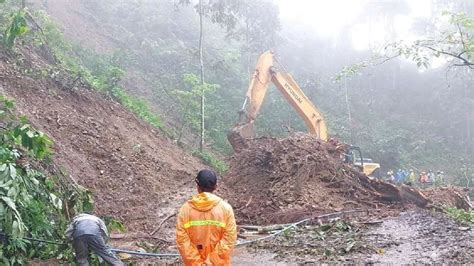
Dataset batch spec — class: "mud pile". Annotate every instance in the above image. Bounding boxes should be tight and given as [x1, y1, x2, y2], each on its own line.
[422, 187, 472, 211]
[223, 134, 405, 224]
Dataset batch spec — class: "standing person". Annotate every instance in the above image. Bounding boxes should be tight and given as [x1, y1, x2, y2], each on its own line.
[176, 169, 237, 266]
[428, 170, 435, 183]
[395, 169, 403, 183]
[408, 169, 417, 184]
[387, 170, 395, 183]
[65, 213, 123, 266]
[436, 170, 444, 184]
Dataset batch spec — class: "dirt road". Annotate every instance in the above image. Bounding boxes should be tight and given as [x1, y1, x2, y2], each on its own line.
[350, 210, 473, 264]
[233, 209, 473, 265]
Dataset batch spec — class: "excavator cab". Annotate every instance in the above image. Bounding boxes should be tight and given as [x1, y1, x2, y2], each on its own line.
[345, 146, 381, 178]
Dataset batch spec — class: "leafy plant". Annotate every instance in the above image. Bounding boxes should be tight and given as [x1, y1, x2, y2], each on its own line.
[0, 96, 91, 263]
[192, 150, 229, 174]
[173, 73, 219, 145]
[2, 10, 27, 49]
[444, 207, 474, 224]
[103, 217, 127, 233]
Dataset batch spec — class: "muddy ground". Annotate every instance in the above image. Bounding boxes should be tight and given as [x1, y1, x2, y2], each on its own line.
[237, 209, 472, 265]
[109, 208, 472, 265]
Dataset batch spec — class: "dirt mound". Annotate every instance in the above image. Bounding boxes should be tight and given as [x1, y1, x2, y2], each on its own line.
[0, 46, 204, 237]
[223, 134, 405, 224]
[422, 187, 472, 211]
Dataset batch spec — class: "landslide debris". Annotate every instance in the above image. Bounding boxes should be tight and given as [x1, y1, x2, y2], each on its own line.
[223, 134, 406, 224]
[223, 134, 472, 225]
[422, 187, 473, 211]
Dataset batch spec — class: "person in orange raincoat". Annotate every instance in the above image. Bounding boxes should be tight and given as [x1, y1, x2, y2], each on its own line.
[176, 169, 237, 266]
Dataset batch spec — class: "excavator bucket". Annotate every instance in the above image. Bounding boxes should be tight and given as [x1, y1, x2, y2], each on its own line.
[227, 122, 255, 153]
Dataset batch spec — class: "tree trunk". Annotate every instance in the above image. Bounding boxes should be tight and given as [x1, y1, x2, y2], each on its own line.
[245, 8, 251, 80]
[198, 0, 205, 151]
[344, 76, 354, 142]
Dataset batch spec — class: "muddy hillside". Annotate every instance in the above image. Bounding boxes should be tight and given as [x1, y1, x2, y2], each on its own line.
[0, 46, 204, 233]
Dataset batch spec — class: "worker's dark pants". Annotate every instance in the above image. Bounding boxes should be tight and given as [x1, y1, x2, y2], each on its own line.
[73, 235, 123, 266]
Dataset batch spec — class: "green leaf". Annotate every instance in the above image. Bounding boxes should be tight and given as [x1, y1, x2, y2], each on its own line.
[12, 220, 20, 236]
[20, 124, 29, 131]
[1, 196, 19, 215]
[26, 130, 35, 138]
[9, 164, 16, 179]
[7, 187, 17, 199]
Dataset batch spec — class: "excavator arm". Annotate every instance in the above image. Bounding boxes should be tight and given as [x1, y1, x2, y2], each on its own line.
[228, 51, 327, 152]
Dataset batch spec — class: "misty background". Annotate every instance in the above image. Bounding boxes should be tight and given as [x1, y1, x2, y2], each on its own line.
[19, 0, 474, 182]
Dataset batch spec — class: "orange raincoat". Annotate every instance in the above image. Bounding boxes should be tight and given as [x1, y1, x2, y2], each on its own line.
[176, 192, 237, 266]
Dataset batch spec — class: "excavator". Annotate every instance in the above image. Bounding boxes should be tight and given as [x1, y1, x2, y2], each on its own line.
[228, 50, 381, 177]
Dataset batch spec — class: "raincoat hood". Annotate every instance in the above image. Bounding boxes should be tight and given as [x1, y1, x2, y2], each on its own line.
[188, 192, 222, 212]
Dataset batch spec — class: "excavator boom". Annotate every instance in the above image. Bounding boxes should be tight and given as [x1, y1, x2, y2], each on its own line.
[228, 51, 327, 152]
[228, 50, 381, 177]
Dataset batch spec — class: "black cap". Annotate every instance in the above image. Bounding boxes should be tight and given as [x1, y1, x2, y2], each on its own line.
[196, 169, 217, 189]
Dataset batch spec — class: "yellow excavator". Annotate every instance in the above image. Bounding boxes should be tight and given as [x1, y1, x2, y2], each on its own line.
[228, 50, 381, 177]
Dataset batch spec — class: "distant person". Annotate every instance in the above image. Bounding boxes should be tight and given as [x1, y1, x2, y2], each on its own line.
[65, 213, 123, 266]
[395, 169, 403, 183]
[401, 169, 409, 183]
[436, 170, 444, 184]
[419, 172, 428, 183]
[387, 170, 395, 183]
[408, 169, 417, 184]
[176, 169, 237, 266]
[427, 170, 435, 183]
[418, 172, 423, 183]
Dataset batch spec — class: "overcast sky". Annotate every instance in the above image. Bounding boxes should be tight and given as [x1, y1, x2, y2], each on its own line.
[276, 0, 433, 50]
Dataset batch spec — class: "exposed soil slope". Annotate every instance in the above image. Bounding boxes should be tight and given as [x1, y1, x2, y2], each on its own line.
[0, 47, 204, 235]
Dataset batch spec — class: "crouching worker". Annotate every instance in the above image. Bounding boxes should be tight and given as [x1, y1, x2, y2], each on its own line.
[176, 169, 237, 266]
[65, 213, 123, 266]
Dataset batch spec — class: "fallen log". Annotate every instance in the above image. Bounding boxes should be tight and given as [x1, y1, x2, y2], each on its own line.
[399, 184, 430, 207]
[239, 224, 291, 231]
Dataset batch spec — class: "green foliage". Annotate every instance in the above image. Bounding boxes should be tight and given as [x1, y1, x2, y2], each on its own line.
[173, 73, 219, 143]
[444, 207, 474, 224]
[112, 88, 165, 131]
[103, 217, 126, 233]
[0, 96, 90, 263]
[385, 12, 473, 68]
[334, 61, 369, 82]
[30, 10, 167, 135]
[2, 10, 27, 49]
[192, 150, 229, 174]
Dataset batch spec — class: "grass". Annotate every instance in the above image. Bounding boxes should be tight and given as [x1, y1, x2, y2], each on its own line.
[192, 150, 229, 174]
[444, 207, 474, 224]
